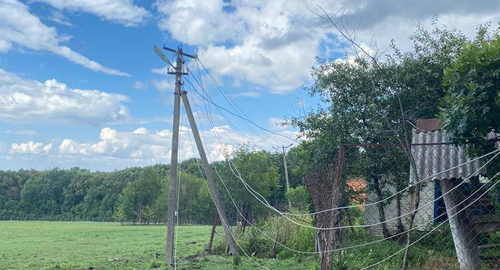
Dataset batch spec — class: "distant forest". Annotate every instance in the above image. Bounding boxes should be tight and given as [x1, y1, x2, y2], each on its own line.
[0, 147, 309, 225]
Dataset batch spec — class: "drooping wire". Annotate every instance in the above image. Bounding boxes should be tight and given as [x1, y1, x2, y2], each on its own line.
[360, 172, 500, 270]
[185, 72, 500, 218]
[185, 72, 297, 143]
[186, 93, 500, 255]
[186, 81, 500, 230]
[183, 99, 272, 269]
[193, 60, 277, 144]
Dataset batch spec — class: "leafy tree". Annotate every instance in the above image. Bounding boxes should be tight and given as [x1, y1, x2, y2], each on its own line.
[214, 146, 279, 228]
[288, 23, 471, 239]
[115, 167, 162, 223]
[285, 186, 311, 212]
[441, 26, 500, 155]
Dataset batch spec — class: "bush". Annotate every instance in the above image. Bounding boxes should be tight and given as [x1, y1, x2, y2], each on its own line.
[213, 212, 315, 260]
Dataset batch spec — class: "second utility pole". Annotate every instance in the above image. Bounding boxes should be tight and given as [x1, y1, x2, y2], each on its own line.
[156, 45, 239, 267]
[282, 143, 293, 209]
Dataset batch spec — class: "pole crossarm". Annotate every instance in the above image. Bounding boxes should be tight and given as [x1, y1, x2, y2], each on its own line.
[154, 43, 238, 266]
[163, 45, 197, 59]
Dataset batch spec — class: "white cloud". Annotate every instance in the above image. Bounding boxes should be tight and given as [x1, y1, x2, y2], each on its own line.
[47, 9, 72, 26]
[4, 129, 38, 136]
[132, 80, 148, 90]
[230, 91, 260, 98]
[133, 127, 148, 134]
[156, 0, 500, 93]
[36, 0, 151, 27]
[152, 66, 170, 75]
[0, 0, 129, 76]
[155, 0, 347, 94]
[0, 69, 131, 125]
[268, 117, 287, 132]
[48, 118, 298, 169]
[42, 143, 53, 153]
[152, 79, 174, 92]
[10, 141, 52, 154]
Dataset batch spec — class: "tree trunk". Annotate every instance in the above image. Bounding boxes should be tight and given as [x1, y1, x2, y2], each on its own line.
[305, 158, 344, 270]
[372, 175, 391, 238]
[242, 207, 250, 233]
[395, 193, 407, 243]
[345, 208, 356, 234]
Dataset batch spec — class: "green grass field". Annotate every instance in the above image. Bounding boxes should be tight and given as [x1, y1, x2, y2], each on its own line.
[0, 221, 316, 270]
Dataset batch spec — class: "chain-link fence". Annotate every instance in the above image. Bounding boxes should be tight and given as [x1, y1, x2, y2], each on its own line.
[306, 131, 500, 270]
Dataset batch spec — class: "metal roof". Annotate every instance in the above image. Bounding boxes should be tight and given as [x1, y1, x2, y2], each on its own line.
[409, 128, 485, 183]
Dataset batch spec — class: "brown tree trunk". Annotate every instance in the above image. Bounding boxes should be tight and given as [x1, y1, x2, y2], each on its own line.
[372, 175, 391, 238]
[305, 158, 344, 270]
[395, 192, 406, 243]
[242, 207, 250, 233]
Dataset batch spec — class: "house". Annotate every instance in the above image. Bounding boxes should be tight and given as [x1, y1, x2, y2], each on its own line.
[364, 119, 487, 235]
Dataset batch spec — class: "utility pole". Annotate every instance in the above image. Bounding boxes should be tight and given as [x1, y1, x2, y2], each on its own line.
[162, 45, 183, 267]
[154, 45, 239, 266]
[281, 143, 293, 209]
[181, 91, 240, 261]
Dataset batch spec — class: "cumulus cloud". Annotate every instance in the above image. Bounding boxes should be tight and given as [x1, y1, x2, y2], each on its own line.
[51, 119, 298, 168]
[156, 0, 500, 93]
[133, 127, 148, 134]
[0, 69, 131, 125]
[10, 141, 53, 154]
[326, 0, 500, 54]
[0, 0, 129, 76]
[155, 0, 347, 93]
[36, 0, 151, 27]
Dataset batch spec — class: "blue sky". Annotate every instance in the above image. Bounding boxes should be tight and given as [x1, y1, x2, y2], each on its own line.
[0, 0, 498, 171]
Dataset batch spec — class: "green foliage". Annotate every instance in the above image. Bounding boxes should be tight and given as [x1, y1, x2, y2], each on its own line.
[213, 214, 315, 260]
[0, 147, 286, 225]
[441, 25, 500, 156]
[214, 146, 280, 224]
[114, 167, 162, 224]
[285, 186, 311, 211]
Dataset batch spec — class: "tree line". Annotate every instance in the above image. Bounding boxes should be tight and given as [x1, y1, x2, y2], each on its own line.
[0, 146, 311, 225]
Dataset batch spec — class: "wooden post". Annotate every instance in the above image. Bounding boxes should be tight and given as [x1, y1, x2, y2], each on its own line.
[440, 178, 481, 270]
[181, 91, 240, 262]
[207, 212, 218, 254]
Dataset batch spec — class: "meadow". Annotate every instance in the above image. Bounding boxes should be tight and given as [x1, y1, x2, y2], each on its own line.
[0, 221, 316, 270]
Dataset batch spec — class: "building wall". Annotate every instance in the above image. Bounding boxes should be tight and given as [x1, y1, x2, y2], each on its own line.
[364, 181, 435, 235]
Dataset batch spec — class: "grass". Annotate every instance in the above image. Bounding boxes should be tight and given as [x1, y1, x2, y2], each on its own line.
[0, 221, 316, 270]
[0, 221, 469, 270]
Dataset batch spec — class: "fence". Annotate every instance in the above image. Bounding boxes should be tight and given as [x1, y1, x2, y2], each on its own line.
[306, 135, 500, 270]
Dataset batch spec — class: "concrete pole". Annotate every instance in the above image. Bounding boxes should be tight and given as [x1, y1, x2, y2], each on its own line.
[165, 48, 183, 266]
[181, 91, 240, 261]
[440, 178, 481, 270]
[283, 146, 292, 209]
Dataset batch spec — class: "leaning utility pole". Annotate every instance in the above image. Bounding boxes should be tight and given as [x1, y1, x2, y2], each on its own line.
[154, 45, 239, 266]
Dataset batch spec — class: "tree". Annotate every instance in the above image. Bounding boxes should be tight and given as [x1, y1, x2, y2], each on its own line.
[214, 146, 279, 229]
[441, 26, 500, 156]
[288, 23, 473, 247]
[115, 167, 162, 224]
